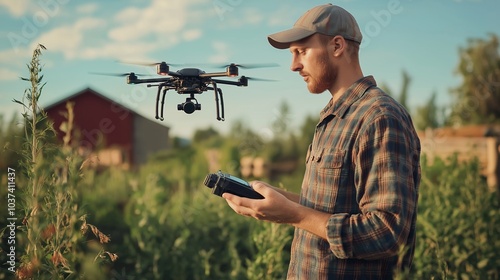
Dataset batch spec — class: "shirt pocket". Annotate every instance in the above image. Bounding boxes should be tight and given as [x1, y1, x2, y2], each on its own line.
[319, 149, 345, 169]
[312, 149, 347, 212]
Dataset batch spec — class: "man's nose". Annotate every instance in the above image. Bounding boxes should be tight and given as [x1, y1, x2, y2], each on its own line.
[290, 57, 302, 72]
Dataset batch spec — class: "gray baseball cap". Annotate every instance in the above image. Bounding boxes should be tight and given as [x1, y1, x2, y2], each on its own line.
[268, 4, 362, 49]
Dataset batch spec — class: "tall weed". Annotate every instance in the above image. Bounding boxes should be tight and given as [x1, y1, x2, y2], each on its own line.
[1, 44, 116, 279]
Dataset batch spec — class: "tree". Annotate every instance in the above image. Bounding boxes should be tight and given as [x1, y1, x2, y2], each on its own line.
[380, 69, 411, 112]
[448, 34, 500, 125]
[414, 91, 441, 130]
[192, 126, 220, 144]
[0, 113, 24, 171]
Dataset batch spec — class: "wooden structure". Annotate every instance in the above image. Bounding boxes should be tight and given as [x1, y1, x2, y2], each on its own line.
[419, 125, 500, 192]
[45, 87, 170, 168]
[239, 125, 500, 192]
[240, 156, 297, 179]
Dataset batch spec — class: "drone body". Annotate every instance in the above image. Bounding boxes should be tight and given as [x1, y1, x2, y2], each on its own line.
[112, 61, 274, 121]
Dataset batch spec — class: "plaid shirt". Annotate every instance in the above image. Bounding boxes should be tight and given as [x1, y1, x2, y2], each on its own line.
[287, 76, 421, 279]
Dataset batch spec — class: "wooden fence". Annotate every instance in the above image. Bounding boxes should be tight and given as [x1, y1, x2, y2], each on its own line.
[419, 126, 500, 192]
[239, 125, 500, 192]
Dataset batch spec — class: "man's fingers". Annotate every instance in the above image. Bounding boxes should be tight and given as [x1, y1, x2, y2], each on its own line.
[250, 181, 270, 195]
[225, 197, 253, 217]
[223, 192, 252, 207]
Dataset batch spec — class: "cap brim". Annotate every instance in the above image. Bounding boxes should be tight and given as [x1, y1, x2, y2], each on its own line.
[268, 28, 316, 49]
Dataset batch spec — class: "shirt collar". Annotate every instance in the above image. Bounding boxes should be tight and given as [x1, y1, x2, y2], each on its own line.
[319, 76, 377, 122]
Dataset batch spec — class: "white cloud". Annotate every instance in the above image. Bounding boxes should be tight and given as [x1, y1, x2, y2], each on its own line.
[182, 29, 202, 41]
[76, 3, 99, 15]
[0, 46, 32, 81]
[99, 0, 208, 59]
[208, 41, 230, 63]
[79, 41, 161, 60]
[218, 7, 264, 28]
[243, 8, 263, 25]
[267, 6, 297, 27]
[0, 44, 30, 62]
[0, 68, 20, 81]
[110, 0, 203, 42]
[33, 17, 106, 59]
[3, 0, 211, 64]
[0, 0, 73, 18]
[0, 0, 30, 17]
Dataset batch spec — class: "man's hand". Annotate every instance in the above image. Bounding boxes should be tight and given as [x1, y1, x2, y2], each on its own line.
[222, 180, 331, 240]
[222, 181, 301, 224]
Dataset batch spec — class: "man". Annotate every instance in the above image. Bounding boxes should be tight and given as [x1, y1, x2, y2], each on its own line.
[223, 4, 421, 279]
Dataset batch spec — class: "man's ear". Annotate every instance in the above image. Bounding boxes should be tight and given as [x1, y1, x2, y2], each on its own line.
[329, 35, 346, 57]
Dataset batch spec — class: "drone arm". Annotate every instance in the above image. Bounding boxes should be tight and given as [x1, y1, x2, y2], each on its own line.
[199, 72, 231, 78]
[129, 77, 172, 84]
[211, 77, 248, 87]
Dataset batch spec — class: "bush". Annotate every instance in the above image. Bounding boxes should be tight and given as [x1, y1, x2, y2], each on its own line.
[409, 155, 500, 279]
[108, 162, 292, 279]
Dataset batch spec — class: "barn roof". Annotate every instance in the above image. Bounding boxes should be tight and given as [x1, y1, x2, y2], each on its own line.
[44, 87, 168, 128]
[44, 87, 130, 112]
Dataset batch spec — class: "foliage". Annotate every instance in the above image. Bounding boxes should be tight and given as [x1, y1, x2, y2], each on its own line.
[409, 155, 500, 279]
[192, 126, 221, 144]
[380, 69, 411, 113]
[0, 113, 23, 172]
[84, 163, 292, 280]
[448, 34, 500, 125]
[414, 91, 442, 131]
[261, 102, 301, 163]
[0, 44, 115, 280]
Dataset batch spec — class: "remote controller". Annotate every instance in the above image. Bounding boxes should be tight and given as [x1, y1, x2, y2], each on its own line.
[204, 171, 264, 199]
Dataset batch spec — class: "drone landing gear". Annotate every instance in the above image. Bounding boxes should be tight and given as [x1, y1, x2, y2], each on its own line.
[210, 83, 225, 121]
[152, 82, 226, 121]
[154, 84, 169, 121]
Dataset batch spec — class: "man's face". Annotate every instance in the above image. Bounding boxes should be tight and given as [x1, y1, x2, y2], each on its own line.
[289, 34, 337, 94]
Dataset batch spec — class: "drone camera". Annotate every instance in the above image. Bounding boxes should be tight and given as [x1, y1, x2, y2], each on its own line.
[178, 98, 201, 114]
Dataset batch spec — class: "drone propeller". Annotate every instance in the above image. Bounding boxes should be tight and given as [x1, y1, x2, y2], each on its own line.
[199, 62, 279, 69]
[224, 62, 279, 69]
[89, 72, 151, 77]
[117, 60, 183, 67]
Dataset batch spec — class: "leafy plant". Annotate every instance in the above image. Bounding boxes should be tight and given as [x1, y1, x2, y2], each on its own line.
[4, 44, 116, 279]
[410, 155, 500, 279]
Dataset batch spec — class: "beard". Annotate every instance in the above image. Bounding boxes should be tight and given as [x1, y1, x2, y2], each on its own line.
[305, 53, 337, 94]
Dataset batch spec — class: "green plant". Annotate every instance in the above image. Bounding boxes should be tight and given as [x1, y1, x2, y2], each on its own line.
[245, 222, 292, 280]
[410, 155, 500, 279]
[7, 44, 115, 279]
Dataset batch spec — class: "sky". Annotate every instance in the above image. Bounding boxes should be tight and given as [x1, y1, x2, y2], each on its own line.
[0, 0, 498, 139]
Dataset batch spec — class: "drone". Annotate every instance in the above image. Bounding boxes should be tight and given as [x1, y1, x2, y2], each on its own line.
[94, 61, 277, 121]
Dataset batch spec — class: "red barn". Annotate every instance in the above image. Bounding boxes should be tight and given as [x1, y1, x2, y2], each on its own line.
[45, 87, 170, 167]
